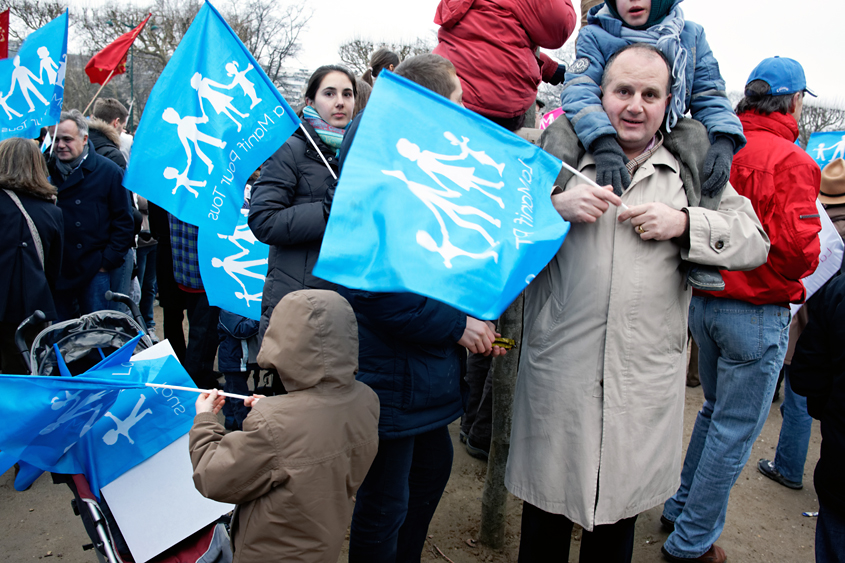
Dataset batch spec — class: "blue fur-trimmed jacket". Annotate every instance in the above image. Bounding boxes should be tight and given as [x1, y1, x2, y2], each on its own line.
[561, 0, 745, 152]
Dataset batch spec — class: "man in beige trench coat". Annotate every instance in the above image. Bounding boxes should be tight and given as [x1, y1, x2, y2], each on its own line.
[504, 43, 770, 563]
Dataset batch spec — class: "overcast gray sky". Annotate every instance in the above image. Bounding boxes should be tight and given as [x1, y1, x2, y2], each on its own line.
[292, 0, 844, 106]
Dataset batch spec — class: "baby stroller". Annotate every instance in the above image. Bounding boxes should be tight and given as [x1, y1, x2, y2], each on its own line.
[15, 292, 232, 563]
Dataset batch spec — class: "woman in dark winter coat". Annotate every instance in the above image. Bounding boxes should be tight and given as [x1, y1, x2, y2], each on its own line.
[248, 65, 356, 340]
[0, 138, 64, 373]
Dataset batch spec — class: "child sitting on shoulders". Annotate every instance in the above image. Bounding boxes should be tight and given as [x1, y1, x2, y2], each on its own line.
[562, 0, 746, 290]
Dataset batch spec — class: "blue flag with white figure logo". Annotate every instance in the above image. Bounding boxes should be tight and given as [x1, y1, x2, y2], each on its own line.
[0, 11, 67, 141]
[313, 71, 569, 320]
[806, 131, 845, 170]
[6, 354, 198, 497]
[199, 208, 269, 319]
[124, 2, 299, 230]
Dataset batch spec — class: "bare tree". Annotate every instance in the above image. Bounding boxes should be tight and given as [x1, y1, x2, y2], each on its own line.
[0, 0, 67, 44]
[66, 0, 310, 127]
[338, 37, 433, 76]
[536, 38, 576, 109]
[798, 100, 845, 149]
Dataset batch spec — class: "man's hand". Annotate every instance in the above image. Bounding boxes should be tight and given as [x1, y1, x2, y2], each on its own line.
[552, 183, 622, 223]
[196, 389, 225, 415]
[701, 136, 734, 198]
[591, 135, 631, 196]
[459, 318, 498, 355]
[618, 203, 688, 241]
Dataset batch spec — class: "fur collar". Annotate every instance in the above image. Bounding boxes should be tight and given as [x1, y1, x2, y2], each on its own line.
[87, 117, 122, 147]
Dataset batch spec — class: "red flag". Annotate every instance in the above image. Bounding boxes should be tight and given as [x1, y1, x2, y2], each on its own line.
[0, 9, 9, 60]
[84, 14, 150, 85]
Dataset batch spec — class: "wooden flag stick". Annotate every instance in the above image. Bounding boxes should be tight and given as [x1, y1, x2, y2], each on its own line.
[145, 382, 252, 401]
[299, 123, 338, 180]
[559, 160, 629, 211]
[83, 69, 116, 115]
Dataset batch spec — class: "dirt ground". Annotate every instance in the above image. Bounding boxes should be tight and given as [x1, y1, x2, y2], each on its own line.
[0, 314, 822, 562]
[0, 383, 821, 563]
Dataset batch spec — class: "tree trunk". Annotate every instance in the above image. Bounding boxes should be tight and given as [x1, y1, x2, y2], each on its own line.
[478, 293, 524, 549]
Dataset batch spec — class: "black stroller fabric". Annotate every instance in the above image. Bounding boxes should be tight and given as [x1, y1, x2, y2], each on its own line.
[30, 311, 149, 376]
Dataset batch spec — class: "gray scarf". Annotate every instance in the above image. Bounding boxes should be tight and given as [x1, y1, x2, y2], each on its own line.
[54, 142, 89, 182]
[603, 5, 688, 132]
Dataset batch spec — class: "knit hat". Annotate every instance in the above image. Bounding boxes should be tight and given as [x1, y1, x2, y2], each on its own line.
[606, 0, 678, 29]
[820, 159, 845, 205]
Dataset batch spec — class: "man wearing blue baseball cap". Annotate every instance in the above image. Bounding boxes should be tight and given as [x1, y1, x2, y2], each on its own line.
[661, 56, 822, 563]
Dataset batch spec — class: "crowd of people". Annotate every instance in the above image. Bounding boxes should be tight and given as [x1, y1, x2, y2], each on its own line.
[2, 1, 844, 563]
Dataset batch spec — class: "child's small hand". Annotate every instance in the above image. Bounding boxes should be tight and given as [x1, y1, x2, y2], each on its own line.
[244, 394, 266, 408]
[196, 390, 225, 415]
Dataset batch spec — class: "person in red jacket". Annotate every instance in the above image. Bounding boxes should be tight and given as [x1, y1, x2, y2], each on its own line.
[433, 0, 576, 131]
[661, 57, 822, 563]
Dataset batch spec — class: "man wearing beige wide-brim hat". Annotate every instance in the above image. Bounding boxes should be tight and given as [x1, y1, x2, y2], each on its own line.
[820, 158, 845, 208]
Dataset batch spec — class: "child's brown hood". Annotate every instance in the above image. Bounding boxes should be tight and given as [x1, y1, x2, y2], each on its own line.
[257, 290, 358, 392]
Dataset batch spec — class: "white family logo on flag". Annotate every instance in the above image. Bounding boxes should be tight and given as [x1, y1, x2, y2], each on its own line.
[814, 135, 845, 163]
[384, 132, 508, 268]
[102, 395, 152, 446]
[211, 219, 267, 306]
[156, 55, 288, 224]
[2, 50, 65, 119]
[39, 390, 109, 449]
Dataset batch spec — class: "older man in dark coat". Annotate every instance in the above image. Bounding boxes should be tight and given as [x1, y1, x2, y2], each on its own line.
[48, 109, 134, 319]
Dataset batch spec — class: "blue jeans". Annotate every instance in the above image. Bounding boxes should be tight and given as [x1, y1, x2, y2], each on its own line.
[663, 296, 790, 558]
[773, 368, 813, 483]
[135, 245, 158, 330]
[349, 426, 453, 563]
[82, 271, 112, 314]
[817, 499, 845, 563]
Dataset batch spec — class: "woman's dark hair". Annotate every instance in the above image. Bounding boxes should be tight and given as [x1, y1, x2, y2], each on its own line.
[362, 47, 400, 86]
[299, 65, 358, 116]
[735, 79, 796, 116]
[0, 137, 57, 200]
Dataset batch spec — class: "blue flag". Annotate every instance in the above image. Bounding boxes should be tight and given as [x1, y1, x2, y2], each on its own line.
[0, 374, 144, 480]
[198, 208, 269, 320]
[313, 71, 570, 320]
[0, 11, 67, 141]
[806, 131, 845, 170]
[6, 355, 199, 496]
[124, 2, 299, 231]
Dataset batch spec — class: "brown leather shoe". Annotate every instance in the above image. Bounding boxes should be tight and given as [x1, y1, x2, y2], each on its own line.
[662, 544, 727, 563]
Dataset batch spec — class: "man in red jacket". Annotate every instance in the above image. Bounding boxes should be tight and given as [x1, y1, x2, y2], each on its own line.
[661, 57, 822, 563]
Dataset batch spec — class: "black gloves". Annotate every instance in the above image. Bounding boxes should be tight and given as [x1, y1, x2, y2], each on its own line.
[322, 178, 337, 221]
[701, 136, 735, 198]
[591, 135, 631, 196]
[548, 63, 567, 86]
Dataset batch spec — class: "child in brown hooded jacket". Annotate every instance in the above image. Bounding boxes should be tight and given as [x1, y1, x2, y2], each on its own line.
[189, 289, 380, 563]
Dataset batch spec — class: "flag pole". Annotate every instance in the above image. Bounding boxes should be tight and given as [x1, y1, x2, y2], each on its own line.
[145, 382, 252, 401]
[298, 123, 338, 180]
[559, 160, 629, 211]
[83, 70, 116, 115]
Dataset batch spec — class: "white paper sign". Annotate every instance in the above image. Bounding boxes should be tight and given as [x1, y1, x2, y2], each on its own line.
[100, 341, 233, 563]
[791, 199, 845, 316]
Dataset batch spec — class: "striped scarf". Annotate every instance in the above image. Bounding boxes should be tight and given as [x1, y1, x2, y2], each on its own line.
[302, 105, 346, 154]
